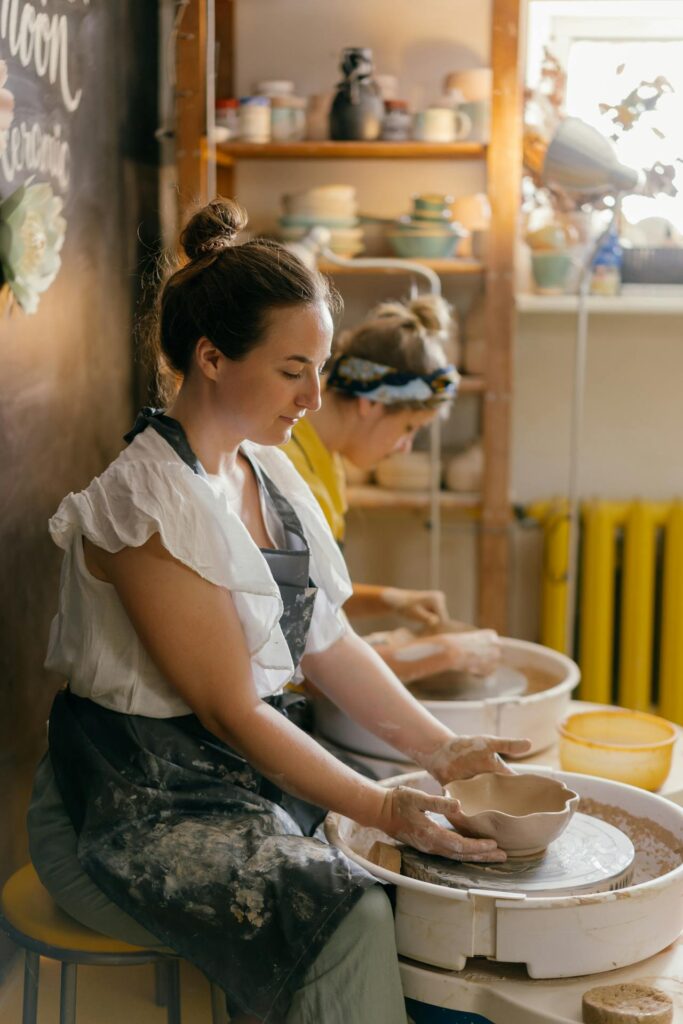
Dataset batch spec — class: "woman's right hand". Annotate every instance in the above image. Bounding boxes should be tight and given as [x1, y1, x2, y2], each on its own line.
[375, 785, 506, 862]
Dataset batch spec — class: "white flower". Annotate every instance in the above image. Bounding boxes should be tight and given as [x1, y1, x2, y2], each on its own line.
[0, 60, 15, 158]
[0, 181, 66, 313]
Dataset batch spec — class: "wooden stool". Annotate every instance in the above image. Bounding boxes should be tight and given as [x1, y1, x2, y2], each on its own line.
[1, 864, 228, 1024]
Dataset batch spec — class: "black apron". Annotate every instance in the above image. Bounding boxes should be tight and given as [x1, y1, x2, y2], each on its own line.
[47, 410, 376, 1023]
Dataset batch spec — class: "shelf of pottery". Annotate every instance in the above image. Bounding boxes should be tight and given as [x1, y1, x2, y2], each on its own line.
[175, 0, 522, 628]
[209, 62, 495, 515]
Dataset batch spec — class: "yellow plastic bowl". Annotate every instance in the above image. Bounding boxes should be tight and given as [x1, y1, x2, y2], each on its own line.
[558, 709, 677, 791]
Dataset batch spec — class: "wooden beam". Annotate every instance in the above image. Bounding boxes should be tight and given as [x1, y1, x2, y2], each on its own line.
[175, 0, 207, 220]
[479, 0, 524, 631]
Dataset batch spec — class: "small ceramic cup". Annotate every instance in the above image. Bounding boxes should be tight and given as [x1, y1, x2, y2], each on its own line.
[459, 99, 490, 142]
[531, 251, 573, 295]
[414, 107, 471, 142]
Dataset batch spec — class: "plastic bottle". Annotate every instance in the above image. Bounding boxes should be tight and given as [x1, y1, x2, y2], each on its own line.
[590, 227, 623, 296]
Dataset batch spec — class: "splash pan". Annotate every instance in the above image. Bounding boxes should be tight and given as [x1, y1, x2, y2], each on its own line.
[313, 638, 579, 759]
[325, 767, 683, 979]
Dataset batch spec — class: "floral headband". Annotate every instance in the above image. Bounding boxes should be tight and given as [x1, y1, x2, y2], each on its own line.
[326, 354, 459, 405]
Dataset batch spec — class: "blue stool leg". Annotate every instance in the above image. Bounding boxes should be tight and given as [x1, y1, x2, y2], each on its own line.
[209, 981, 229, 1024]
[59, 962, 77, 1024]
[22, 951, 39, 1024]
[165, 959, 181, 1024]
[155, 960, 168, 1006]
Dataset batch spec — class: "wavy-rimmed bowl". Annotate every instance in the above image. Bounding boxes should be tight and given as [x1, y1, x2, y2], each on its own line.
[444, 771, 579, 856]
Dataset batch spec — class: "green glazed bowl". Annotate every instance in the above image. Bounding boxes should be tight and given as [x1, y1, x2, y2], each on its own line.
[387, 232, 460, 258]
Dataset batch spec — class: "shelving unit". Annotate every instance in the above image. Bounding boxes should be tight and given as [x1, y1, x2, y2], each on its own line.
[175, 0, 522, 632]
[517, 290, 683, 314]
[318, 259, 485, 277]
[211, 140, 487, 162]
[347, 486, 480, 512]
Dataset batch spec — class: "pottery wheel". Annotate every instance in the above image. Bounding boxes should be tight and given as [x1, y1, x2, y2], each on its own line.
[402, 813, 635, 896]
[410, 664, 528, 701]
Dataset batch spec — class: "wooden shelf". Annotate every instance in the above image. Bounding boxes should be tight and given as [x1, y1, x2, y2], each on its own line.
[347, 485, 481, 512]
[517, 289, 683, 315]
[318, 259, 485, 276]
[211, 140, 487, 164]
[458, 375, 486, 394]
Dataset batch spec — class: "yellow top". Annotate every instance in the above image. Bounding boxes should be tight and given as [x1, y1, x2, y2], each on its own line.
[282, 418, 347, 543]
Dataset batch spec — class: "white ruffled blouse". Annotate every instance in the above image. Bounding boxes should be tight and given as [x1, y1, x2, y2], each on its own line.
[45, 427, 352, 716]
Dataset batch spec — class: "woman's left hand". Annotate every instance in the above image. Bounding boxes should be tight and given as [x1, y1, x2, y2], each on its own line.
[421, 734, 533, 787]
[381, 587, 449, 628]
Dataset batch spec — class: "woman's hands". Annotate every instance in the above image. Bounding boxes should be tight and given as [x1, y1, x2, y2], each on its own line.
[380, 587, 449, 627]
[421, 734, 533, 787]
[376, 785, 506, 862]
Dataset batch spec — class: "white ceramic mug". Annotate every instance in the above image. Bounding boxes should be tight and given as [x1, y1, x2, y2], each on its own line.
[414, 107, 471, 142]
[459, 100, 491, 142]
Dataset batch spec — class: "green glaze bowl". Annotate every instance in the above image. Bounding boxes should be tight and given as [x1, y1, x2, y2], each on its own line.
[387, 232, 460, 259]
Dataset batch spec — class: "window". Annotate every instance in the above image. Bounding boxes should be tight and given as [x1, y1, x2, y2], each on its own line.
[527, 1, 683, 232]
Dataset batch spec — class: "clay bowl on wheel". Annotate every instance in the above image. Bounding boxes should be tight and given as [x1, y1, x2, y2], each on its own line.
[444, 772, 579, 856]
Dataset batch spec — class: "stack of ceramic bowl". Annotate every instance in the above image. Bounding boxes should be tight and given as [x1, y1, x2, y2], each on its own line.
[278, 185, 364, 258]
[387, 193, 467, 260]
[375, 451, 441, 491]
[526, 222, 574, 295]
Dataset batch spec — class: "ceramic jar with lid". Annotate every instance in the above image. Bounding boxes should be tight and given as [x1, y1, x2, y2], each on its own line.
[329, 47, 384, 141]
[239, 96, 271, 143]
[215, 98, 239, 140]
[381, 100, 411, 141]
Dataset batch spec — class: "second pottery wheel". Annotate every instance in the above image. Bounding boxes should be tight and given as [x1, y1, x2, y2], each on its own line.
[409, 664, 528, 701]
[401, 812, 635, 896]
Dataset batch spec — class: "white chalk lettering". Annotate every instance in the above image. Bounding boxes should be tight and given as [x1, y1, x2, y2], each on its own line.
[1, 117, 70, 189]
[0, 0, 85, 112]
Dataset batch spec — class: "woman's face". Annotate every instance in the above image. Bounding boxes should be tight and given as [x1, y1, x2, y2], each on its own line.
[201, 302, 333, 446]
[344, 403, 437, 469]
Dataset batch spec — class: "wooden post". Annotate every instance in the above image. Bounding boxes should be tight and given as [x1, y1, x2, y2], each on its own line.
[175, 0, 208, 220]
[478, 0, 524, 631]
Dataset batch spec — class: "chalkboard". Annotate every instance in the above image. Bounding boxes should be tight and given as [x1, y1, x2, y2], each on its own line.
[0, 0, 159, 314]
[0, 1, 93, 211]
[0, 3, 159, 972]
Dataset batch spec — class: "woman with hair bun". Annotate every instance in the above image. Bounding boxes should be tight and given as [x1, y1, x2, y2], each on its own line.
[28, 198, 528, 1024]
[284, 294, 500, 684]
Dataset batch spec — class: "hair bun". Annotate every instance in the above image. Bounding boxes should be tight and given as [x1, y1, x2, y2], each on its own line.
[180, 197, 248, 261]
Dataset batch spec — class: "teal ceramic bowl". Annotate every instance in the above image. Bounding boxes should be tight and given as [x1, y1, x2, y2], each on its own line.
[411, 209, 453, 223]
[413, 193, 453, 211]
[387, 232, 460, 258]
[279, 214, 359, 229]
[531, 251, 572, 294]
[394, 217, 461, 236]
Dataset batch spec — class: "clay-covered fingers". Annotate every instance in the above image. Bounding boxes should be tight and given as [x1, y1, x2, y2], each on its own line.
[385, 788, 507, 863]
[485, 735, 533, 762]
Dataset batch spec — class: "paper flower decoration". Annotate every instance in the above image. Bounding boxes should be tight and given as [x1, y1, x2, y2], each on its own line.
[0, 59, 15, 159]
[0, 180, 66, 314]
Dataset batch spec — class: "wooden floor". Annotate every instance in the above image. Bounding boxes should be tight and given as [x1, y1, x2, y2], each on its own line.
[0, 955, 218, 1023]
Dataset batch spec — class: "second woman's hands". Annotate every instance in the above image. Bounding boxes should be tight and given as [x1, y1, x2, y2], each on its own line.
[380, 587, 449, 628]
[375, 785, 506, 862]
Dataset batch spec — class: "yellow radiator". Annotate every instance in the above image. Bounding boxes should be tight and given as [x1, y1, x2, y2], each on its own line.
[529, 500, 683, 720]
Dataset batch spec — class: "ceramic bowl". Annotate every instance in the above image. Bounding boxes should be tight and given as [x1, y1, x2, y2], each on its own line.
[558, 709, 677, 791]
[444, 772, 580, 856]
[387, 232, 460, 259]
[375, 451, 441, 491]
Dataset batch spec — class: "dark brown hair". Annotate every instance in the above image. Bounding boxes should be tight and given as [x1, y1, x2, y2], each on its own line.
[148, 198, 341, 401]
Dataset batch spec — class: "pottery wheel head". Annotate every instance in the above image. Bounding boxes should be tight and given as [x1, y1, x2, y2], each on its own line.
[401, 813, 635, 896]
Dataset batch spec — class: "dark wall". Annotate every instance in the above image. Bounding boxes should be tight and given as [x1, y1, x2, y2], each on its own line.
[0, 1, 159, 972]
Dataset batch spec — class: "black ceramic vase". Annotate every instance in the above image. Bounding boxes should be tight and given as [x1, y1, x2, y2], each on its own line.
[329, 47, 384, 141]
